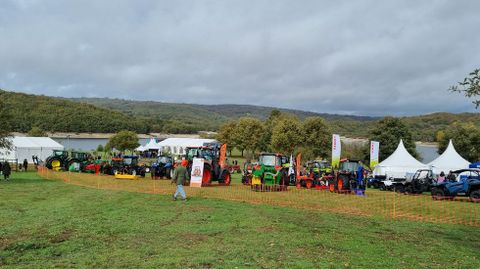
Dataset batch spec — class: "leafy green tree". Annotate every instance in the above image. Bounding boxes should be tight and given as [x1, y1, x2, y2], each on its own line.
[303, 117, 331, 158]
[233, 117, 265, 156]
[217, 121, 238, 156]
[106, 131, 139, 152]
[27, 126, 47, 137]
[437, 122, 480, 162]
[449, 68, 480, 108]
[96, 144, 104, 152]
[370, 117, 419, 161]
[271, 116, 304, 154]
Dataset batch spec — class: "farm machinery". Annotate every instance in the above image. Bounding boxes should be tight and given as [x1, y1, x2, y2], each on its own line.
[390, 169, 435, 194]
[101, 156, 146, 179]
[329, 159, 366, 194]
[45, 150, 93, 172]
[151, 155, 174, 179]
[431, 169, 480, 202]
[294, 155, 331, 189]
[241, 161, 256, 185]
[184, 143, 231, 186]
[250, 153, 289, 191]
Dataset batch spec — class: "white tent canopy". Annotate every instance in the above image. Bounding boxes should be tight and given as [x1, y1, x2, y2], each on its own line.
[428, 140, 470, 174]
[143, 138, 162, 150]
[0, 137, 64, 163]
[373, 139, 428, 178]
[135, 145, 146, 151]
[157, 138, 217, 156]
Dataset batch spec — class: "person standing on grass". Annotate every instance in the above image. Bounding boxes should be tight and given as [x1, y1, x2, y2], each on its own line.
[172, 159, 189, 201]
[23, 159, 28, 172]
[2, 161, 11, 181]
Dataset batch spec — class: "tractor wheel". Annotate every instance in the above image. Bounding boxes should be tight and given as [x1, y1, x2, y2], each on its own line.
[47, 156, 63, 170]
[306, 180, 313, 189]
[329, 179, 336, 192]
[296, 182, 301, 189]
[431, 188, 445, 200]
[202, 168, 212, 186]
[222, 172, 231, 186]
[337, 178, 344, 192]
[469, 189, 480, 203]
[67, 159, 81, 172]
[394, 185, 404, 193]
[404, 185, 413, 195]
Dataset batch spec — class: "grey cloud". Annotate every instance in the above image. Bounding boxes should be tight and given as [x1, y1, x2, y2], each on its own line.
[0, 0, 479, 116]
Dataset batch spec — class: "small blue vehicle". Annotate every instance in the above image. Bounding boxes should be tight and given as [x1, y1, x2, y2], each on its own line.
[431, 169, 480, 202]
[151, 155, 173, 179]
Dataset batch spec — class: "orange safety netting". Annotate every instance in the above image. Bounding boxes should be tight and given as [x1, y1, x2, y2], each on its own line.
[37, 167, 480, 227]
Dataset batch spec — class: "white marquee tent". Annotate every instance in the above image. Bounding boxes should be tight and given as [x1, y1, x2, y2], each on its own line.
[0, 137, 64, 163]
[428, 140, 470, 174]
[157, 138, 217, 156]
[373, 139, 428, 178]
[142, 138, 162, 150]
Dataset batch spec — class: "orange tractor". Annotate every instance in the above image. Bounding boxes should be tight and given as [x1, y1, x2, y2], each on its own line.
[184, 143, 231, 186]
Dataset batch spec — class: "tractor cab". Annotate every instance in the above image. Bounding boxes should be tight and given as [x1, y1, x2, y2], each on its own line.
[70, 151, 90, 162]
[339, 159, 361, 174]
[122, 155, 139, 166]
[52, 150, 68, 157]
[257, 153, 284, 168]
[307, 160, 332, 178]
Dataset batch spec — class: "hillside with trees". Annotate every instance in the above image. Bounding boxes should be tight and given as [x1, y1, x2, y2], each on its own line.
[1, 90, 479, 142]
[0, 90, 150, 133]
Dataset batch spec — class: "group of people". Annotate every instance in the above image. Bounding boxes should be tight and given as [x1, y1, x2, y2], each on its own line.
[436, 171, 458, 183]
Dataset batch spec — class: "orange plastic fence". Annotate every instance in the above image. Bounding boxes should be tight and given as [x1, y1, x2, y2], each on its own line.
[37, 167, 480, 227]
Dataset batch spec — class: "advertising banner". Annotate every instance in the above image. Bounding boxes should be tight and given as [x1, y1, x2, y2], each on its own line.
[190, 158, 204, 188]
[331, 134, 341, 168]
[370, 141, 380, 169]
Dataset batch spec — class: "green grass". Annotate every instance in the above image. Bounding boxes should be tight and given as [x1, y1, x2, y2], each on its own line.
[1, 173, 479, 268]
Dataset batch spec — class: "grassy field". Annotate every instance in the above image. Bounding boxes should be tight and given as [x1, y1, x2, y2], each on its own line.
[1, 173, 479, 268]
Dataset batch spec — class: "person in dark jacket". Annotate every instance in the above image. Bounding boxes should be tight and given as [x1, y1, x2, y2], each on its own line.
[3, 161, 11, 181]
[172, 160, 189, 201]
[23, 159, 28, 172]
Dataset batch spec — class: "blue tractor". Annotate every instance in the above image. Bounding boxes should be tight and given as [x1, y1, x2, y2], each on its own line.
[151, 155, 174, 179]
[431, 169, 480, 202]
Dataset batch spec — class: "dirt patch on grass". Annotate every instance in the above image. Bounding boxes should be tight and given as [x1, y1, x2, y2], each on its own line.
[180, 232, 209, 243]
[50, 229, 74, 244]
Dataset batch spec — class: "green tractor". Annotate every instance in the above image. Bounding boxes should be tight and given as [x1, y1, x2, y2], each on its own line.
[251, 153, 289, 191]
[307, 160, 333, 179]
[66, 151, 92, 172]
[45, 150, 69, 171]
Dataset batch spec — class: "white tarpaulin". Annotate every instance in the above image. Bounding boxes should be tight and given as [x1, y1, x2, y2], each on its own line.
[373, 139, 427, 178]
[157, 138, 217, 156]
[0, 137, 64, 163]
[428, 140, 470, 174]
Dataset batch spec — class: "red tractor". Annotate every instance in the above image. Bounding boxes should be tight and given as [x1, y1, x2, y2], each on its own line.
[184, 143, 231, 186]
[329, 159, 365, 193]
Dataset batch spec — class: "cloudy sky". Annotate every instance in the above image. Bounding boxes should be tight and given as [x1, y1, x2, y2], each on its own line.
[1, 0, 479, 116]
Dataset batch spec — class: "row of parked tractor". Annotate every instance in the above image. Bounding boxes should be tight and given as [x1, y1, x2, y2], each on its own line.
[45, 150, 148, 176]
[367, 168, 480, 202]
[241, 152, 367, 194]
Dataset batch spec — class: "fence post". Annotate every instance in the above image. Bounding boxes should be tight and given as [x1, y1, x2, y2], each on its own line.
[393, 193, 396, 219]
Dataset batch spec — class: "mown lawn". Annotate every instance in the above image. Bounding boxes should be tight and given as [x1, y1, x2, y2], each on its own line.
[0, 173, 479, 269]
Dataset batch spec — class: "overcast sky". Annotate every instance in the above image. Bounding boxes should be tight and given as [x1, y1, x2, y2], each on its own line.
[1, 0, 479, 116]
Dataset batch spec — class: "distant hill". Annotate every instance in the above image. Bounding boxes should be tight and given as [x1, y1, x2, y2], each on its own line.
[0, 90, 149, 133]
[68, 97, 378, 136]
[2, 90, 479, 141]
